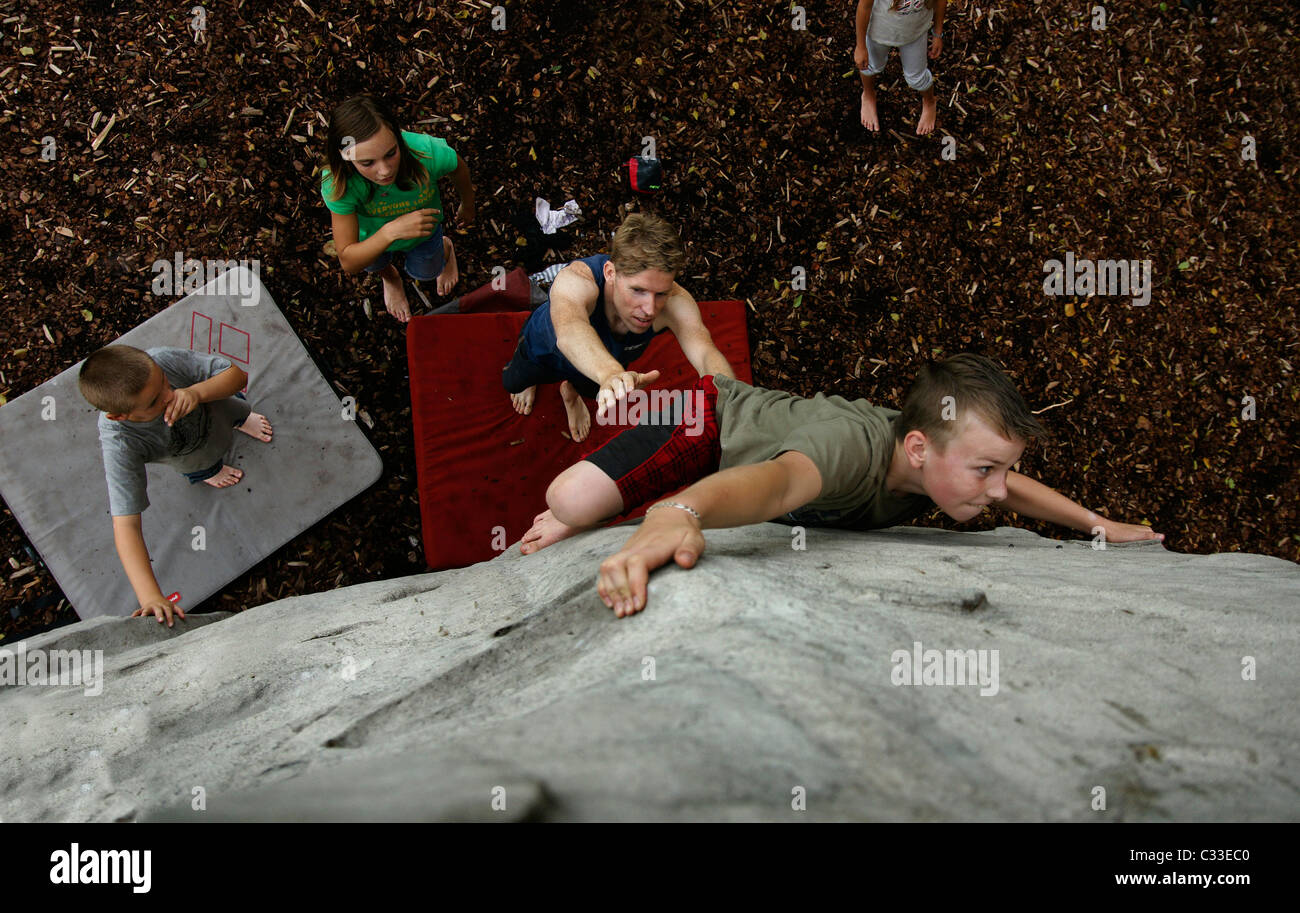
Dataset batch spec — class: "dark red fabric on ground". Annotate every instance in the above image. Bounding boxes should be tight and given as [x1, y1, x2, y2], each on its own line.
[407, 301, 753, 570]
[456, 267, 532, 313]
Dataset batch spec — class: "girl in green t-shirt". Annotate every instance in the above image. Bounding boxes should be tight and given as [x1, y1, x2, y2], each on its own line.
[321, 94, 475, 322]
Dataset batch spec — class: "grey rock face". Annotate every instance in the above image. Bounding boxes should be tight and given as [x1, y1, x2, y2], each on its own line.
[2, 525, 1296, 822]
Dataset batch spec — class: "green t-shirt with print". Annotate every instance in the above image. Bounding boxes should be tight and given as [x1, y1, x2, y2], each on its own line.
[320, 131, 459, 252]
[712, 374, 933, 530]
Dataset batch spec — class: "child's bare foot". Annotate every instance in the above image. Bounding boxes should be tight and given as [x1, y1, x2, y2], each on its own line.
[560, 381, 591, 442]
[916, 90, 937, 135]
[203, 465, 244, 489]
[510, 386, 536, 415]
[860, 88, 880, 131]
[238, 412, 273, 442]
[380, 264, 411, 323]
[520, 509, 592, 555]
[436, 237, 459, 297]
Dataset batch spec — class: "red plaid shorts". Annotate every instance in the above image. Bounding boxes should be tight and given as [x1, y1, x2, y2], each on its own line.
[580, 375, 722, 510]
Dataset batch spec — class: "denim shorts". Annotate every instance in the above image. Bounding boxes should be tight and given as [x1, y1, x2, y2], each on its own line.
[365, 225, 446, 281]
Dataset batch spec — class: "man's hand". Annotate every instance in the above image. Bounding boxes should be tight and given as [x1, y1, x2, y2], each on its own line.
[598, 508, 706, 618]
[132, 594, 186, 627]
[164, 387, 200, 425]
[1097, 516, 1165, 544]
[382, 208, 440, 242]
[596, 369, 661, 420]
[854, 43, 869, 70]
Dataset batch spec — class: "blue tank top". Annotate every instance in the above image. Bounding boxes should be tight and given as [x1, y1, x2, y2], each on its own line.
[519, 253, 664, 380]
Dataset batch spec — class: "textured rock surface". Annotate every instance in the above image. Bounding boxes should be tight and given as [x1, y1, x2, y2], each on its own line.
[2, 524, 1297, 822]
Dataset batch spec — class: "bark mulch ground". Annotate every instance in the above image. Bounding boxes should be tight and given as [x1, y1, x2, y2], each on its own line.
[2, 1, 1296, 640]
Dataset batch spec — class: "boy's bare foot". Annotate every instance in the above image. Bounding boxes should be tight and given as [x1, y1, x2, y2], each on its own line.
[203, 465, 244, 489]
[560, 381, 591, 442]
[380, 264, 411, 323]
[510, 385, 536, 415]
[436, 237, 459, 297]
[916, 91, 937, 135]
[520, 509, 593, 555]
[238, 412, 273, 442]
[860, 88, 880, 131]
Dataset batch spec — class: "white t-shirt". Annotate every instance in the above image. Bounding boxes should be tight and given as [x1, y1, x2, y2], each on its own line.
[869, 0, 934, 47]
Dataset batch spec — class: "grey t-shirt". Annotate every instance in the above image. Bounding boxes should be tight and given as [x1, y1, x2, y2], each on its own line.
[97, 347, 245, 516]
[712, 375, 932, 530]
[869, 0, 934, 47]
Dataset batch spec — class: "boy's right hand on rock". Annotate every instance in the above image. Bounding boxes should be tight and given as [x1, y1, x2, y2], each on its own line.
[596, 369, 661, 420]
[133, 595, 186, 627]
[384, 208, 440, 241]
[598, 509, 706, 618]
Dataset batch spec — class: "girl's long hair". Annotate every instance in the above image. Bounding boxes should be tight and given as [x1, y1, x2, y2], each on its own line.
[323, 94, 430, 203]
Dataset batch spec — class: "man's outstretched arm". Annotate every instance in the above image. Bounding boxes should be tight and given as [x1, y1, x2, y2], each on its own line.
[597, 451, 823, 617]
[663, 287, 735, 380]
[998, 470, 1164, 543]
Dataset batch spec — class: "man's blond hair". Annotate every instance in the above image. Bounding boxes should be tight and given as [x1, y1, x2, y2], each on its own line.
[78, 345, 156, 414]
[610, 213, 686, 276]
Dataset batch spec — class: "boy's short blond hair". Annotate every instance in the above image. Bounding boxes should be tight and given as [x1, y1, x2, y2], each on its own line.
[896, 354, 1047, 451]
[78, 345, 156, 414]
[610, 213, 686, 277]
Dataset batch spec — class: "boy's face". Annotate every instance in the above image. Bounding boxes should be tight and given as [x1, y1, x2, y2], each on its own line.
[604, 262, 675, 333]
[110, 363, 174, 422]
[914, 415, 1025, 522]
[348, 125, 400, 186]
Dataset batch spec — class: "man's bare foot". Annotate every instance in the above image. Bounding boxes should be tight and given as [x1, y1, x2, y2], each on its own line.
[520, 509, 592, 555]
[238, 412, 273, 442]
[510, 386, 536, 415]
[916, 91, 937, 135]
[203, 465, 244, 489]
[436, 237, 459, 297]
[380, 264, 411, 323]
[861, 88, 880, 131]
[560, 381, 591, 442]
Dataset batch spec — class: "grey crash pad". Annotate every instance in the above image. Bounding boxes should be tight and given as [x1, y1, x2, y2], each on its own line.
[0, 266, 381, 619]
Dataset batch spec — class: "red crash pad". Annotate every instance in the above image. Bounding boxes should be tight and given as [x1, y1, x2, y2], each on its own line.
[407, 301, 753, 570]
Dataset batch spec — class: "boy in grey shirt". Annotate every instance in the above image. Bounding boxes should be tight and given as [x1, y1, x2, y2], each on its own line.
[79, 345, 273, 625]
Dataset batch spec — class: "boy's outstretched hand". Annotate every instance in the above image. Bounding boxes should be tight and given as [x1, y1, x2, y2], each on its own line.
[598, 508, 706, 618]
[133, 594, 186, 627]
[1094, 514, 1165, 544]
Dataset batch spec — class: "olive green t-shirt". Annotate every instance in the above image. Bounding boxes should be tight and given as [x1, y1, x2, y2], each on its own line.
[319, 131, 459, 252]
[713, 375, 933, 530]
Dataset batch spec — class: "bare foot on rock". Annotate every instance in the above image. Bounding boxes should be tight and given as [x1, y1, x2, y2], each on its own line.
[520, 509, 592, 555]
[203, 465, 244, 489]
[238, 412, 273, 442]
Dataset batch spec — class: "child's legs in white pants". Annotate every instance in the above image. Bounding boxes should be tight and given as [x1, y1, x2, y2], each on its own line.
[861, 32, 933, 92]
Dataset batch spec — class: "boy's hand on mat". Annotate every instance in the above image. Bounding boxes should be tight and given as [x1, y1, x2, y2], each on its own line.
[133, 595, 186, 627]
[384, 208, 440, 242]
[596, 369, 662, 420]
[1097, 516, 1165, 544]
[164, 387, 200, 425]
[598, 511, 706, 618]
[853, 43, 869, 70]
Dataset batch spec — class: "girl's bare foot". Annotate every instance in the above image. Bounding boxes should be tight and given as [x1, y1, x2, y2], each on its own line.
[238, 412, 273, 442]
[510, 386, 536, 415]
[560, 381, 591, 442]
[520, 509, 592, 555]
[203, 465, 244, 489]
[380, 264, 411, 323]
[861, 88, 880, 131]
[436, 237, 459, 297]
[916, 91, 937, 135]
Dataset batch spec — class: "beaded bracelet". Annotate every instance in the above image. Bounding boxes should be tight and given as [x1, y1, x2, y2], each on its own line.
[645, 501, 702, 521]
